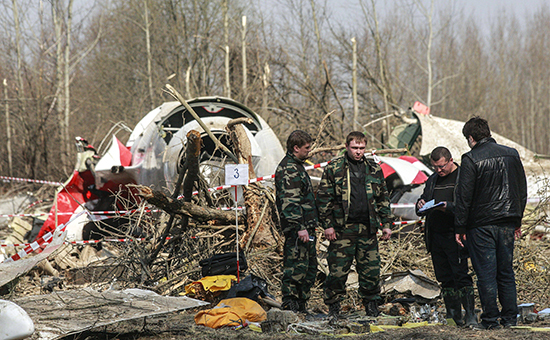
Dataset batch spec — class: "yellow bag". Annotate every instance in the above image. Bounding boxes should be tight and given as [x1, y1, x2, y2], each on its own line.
[195, 297, 267, 329]
[184, 275, 236, 295]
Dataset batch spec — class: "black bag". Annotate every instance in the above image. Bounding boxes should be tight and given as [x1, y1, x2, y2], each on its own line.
[199, 252, 247, 277]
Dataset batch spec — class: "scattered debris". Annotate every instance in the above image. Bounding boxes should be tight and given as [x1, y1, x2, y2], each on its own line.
[0, 299, 34, 340]
[380, 269, 440, 301]
[13, 287, 208, 340]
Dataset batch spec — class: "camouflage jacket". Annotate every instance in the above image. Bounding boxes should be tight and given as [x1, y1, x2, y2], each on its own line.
[275, 152, 319, 235]
[317, 155, 393, 233]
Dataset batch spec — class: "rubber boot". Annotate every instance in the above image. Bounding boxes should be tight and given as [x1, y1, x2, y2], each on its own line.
[364, 300, 380, 317]
[297, 299, 307, 313]
[328, 301, 341, 319]
[443, 289, 464, 326]
[461, 287, 478, 327]
[282, 297, 299, 313]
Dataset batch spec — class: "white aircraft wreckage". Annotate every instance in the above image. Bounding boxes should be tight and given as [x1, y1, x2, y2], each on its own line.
[1, 99, 548, 338]
[3, 98, 546, 254]
[24, 97, 435, 243]
[31, 97, 286, 243]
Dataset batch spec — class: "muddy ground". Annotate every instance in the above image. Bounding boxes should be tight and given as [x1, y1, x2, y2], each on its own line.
[70, 309, 550, 340]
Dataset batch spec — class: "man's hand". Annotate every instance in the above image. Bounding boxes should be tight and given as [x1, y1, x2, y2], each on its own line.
[325, 227, 336, 241]
[298, 229, 310, 243]
[435, 201, 447, 211]
[514, 226, 522, 240]
[380, 228, 392, 241]
[455, 233, 466, 247]
[417, 199, 426, 210]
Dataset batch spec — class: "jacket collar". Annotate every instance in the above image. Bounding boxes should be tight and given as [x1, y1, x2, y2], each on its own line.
[344, 153, 366, 165]
[286, 151, 305, 164]
[473, 137, 496, 149]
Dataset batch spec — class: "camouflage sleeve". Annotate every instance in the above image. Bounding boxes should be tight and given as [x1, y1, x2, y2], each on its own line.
[372, 163, 394, 230]
[275, 162, 306, 232]
[317, 164, 336, 231]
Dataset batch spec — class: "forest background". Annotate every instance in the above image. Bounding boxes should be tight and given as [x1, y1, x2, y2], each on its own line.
[1, 0, 549, 182]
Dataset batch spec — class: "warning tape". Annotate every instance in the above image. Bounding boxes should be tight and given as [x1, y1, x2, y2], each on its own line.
[0, 206, 244, 219]
[2, 211, 87, 263]
[0, 219, 425, 249]
[0, 204, 412, 219]
[0, 176, 63, 186]
[185, 161, 332, 198]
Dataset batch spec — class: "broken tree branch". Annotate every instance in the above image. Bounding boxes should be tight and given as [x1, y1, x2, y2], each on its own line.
[132, 185, 243, 224]
[164, 84, 238, 163]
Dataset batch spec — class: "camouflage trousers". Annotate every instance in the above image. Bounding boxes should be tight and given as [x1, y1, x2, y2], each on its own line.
[324, 223, 380, 305]
[281, 230, 318, 302]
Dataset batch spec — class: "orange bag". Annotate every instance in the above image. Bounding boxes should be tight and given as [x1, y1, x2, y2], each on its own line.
[194, 297, 267, 329]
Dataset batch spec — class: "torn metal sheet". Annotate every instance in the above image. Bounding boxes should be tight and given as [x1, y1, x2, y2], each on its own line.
[13, 287, 209, 340]
[380, 269, 440, 300]
[0, 229, 67, 287]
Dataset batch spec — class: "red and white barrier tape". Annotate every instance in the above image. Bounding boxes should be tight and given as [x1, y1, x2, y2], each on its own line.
[0, 219, 425, 249]
[0, 206, 245, 219]
[0, 176, 63, 186]
[2, 211, 87, 263]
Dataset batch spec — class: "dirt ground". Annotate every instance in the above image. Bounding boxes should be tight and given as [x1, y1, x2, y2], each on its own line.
[69, 308, 550, 340]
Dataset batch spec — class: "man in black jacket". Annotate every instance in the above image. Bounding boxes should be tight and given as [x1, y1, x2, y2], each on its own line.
[455, 117, 527, 330]
[416, 147, 476, 327]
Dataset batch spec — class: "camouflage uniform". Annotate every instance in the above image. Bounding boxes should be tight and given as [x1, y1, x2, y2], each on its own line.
[317, 155, 393, 305]
[275, 152, 319, 306]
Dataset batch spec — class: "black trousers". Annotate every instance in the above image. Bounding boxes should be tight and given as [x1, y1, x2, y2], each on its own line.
[467, 224, 518, 327]
[430, 231, 473, 290]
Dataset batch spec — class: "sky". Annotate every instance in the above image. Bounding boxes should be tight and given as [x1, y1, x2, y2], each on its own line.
[258, 0, 547, 31]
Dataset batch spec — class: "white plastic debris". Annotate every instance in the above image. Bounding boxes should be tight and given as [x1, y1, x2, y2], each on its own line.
[0, 299, 34, 340]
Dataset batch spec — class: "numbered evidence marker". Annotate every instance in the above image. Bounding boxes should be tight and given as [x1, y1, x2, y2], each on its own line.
[224, 163, 249, 283]
[225, 164, 249, 186]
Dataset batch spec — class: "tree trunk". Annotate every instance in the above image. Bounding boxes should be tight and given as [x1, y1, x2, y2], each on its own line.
[64, 0, 73, 169]
[223, 0, 230, 98]
[181, 130, 201, 227]
[143, 0, 154, 109]
[3, 79, 12, 176]
[241, 16, 247, 104]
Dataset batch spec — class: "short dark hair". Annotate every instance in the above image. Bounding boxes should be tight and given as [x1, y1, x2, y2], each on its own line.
[286, 130, 313, 153]
[345, 131, 367, 146]
[430, 146, 452, 162]
[462, 116, 491, 142]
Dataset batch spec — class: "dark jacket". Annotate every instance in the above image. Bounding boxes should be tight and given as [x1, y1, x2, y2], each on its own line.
[317, 155, 393, 234]
[275, 152, 319, 235]
[454, 137, 527, 233]
[416, 164, 459, 252]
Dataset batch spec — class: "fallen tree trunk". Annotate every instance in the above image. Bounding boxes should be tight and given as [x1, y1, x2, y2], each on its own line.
[132, 185, 243, 224]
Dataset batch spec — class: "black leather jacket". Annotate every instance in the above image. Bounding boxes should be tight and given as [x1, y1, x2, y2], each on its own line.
[454, 137, 527, 233]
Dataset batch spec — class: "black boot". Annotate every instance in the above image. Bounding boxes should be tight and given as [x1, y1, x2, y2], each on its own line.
[442, 289, 464, 326]
[364, 300, 380, 317]
[328, 301, 341, 319]
[461, 287, 478, 327]
[297, 299, 307, 313]
[282, 297, 299, 312]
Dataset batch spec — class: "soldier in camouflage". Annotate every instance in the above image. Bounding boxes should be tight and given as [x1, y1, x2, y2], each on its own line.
[275, 130, 319, 313]
[317, 131, 394, 318]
